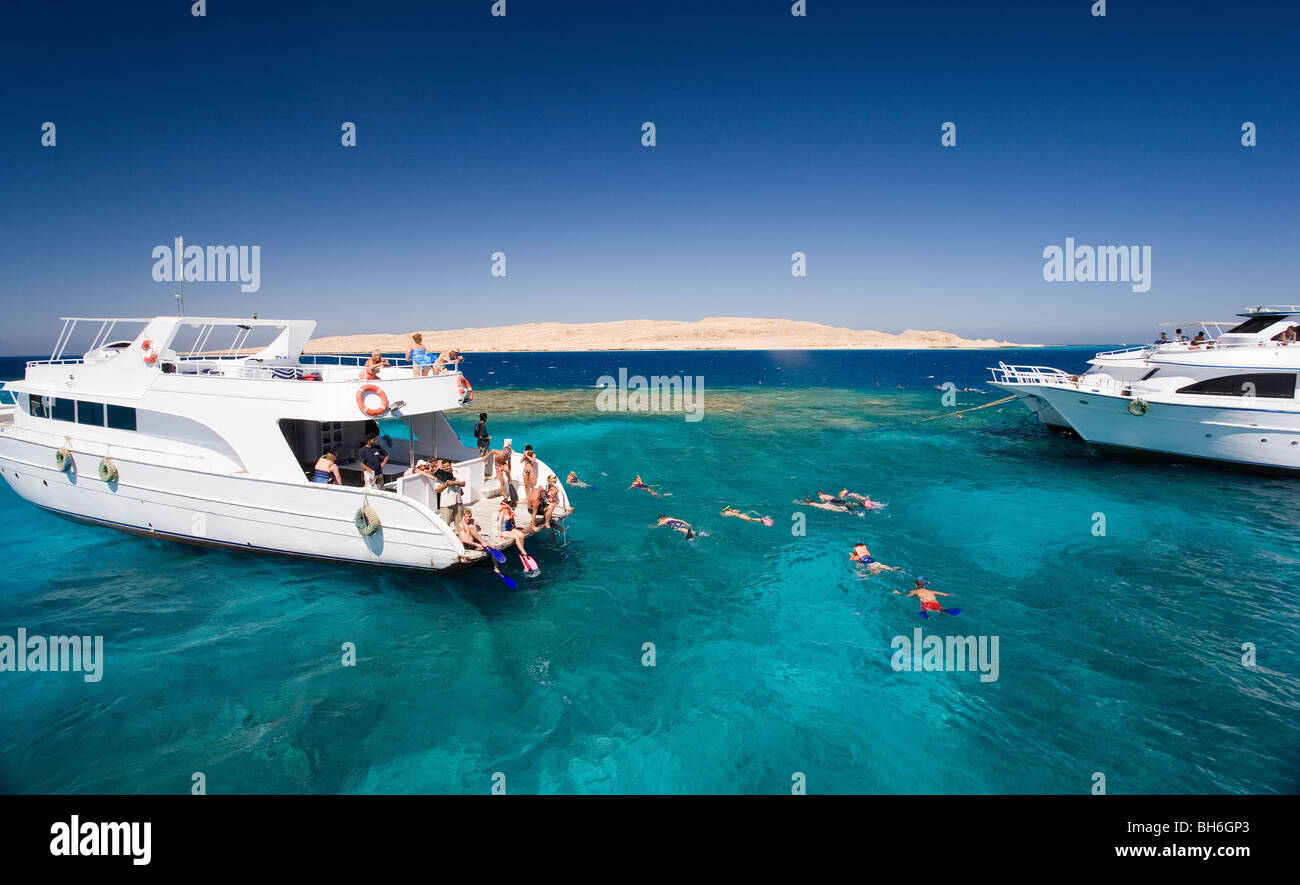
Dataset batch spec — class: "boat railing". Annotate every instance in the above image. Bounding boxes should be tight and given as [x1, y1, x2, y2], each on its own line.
[25, 357, 90, 368]
[174, 361, 463, 382]
[989, 363, 1131, 393]
[1092, 345, 1153, 358]
[302, 354, 420, 369]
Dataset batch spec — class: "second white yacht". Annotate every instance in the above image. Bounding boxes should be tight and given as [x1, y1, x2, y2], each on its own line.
[988, 306, 1300, 471]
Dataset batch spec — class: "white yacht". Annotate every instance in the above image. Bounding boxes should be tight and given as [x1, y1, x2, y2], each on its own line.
[988, 306, 1300, 471]
[0, 316, 571, 571]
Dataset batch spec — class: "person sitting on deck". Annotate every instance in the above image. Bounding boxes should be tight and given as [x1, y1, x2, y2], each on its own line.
[361, 350, 390, 380]
[1153, 331, 1169, 346]
[541, 475, 561, 529]
[404, 459, 433, 477]
[496, 498, 532, 558]
[1189, 331, 1206, 349]
[310, 451, 341, 484]
[526, 481, 545, 525]
[458, 511, 489, 552]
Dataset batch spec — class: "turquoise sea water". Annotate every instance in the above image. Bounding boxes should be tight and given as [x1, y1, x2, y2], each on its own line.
[1, 349, 1297, 794]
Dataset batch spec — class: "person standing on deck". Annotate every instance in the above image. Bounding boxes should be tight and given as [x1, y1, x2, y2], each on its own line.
[494, 441, 518, 505]
[474, 412, 491, 477]
[520, 445, 539, 501]
[433, 459, 465, 528]
[359, 434, 389, 488]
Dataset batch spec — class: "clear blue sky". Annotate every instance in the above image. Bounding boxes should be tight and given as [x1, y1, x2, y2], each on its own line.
[1, 0, 1296, 353]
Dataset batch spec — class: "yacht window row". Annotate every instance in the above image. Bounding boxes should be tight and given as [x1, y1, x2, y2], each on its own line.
[30, 395, 138, 430]
[1174, 373, 1296, 399]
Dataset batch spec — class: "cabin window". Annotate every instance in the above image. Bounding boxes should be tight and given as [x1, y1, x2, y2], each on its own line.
[77, 401, 105, 426]
[1140, 368, 1160, 381]
[106, 405, 137, 431]
[50, 398, 75, 422]
[1176, 373, 1296, 399]
[29, 395, 48, 418]
[1226, 316, 1284, 334]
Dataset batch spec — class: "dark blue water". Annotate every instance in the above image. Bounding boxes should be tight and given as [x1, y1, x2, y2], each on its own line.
[1, 349, 1297, 794]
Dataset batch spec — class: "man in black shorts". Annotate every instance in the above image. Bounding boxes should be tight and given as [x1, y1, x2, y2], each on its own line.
[474, 412, 491, 476]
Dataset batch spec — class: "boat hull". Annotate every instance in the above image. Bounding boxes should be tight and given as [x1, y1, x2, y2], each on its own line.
[1002, 384, 1300, 471]
[0, 436, 466, 570]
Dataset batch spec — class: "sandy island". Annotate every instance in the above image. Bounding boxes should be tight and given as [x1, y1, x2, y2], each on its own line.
[306, 318, 1031, 353]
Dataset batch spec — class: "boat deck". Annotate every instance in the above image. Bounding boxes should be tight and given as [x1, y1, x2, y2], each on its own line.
[453, 477, 572, 567]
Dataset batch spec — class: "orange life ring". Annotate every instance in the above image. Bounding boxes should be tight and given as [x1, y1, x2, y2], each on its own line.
[357, 384, 389, 416]
[141, 339, 158, 365]
[457, 375, 473, 404]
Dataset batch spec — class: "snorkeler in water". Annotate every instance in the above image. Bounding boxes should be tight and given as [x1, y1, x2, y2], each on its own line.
[835, 489, 885, 510]
[656, 515, 695, 539]
[721, 505, 773, 526]
[566, 471, 593, 489]
[799, 497, 860, 513]
[895, 578, 960, 618]
[629, 475, 660, 496]
[850, 542, 899, 574]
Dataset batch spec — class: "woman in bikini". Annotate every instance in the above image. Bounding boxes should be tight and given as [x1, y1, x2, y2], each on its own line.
[520, 447, 539, 499]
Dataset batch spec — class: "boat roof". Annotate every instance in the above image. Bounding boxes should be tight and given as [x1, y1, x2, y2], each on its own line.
[1236, 305, 1300, 317]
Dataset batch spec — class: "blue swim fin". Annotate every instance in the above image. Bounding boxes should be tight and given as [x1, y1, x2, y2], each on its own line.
[484, 545, 507, 564]
[916, 610, 930, 620]
[495, 570, 517, 589]
[945, 608, 962, 616]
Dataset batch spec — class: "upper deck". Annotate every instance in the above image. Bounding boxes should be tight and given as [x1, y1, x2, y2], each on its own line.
[1087, 306, 1300, 369]
[12, 316, 472, 420]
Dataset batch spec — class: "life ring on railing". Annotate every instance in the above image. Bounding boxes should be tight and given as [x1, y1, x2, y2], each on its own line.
[457, 376, 474, 404]
[55, 446, 73, 472]
[141, 339, 159, 365]
[356, 384, 389, 416]
[1128, 398, 1149, 416]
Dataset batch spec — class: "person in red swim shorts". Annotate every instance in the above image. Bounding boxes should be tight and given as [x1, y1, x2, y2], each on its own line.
[895, 578, 960, 619]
